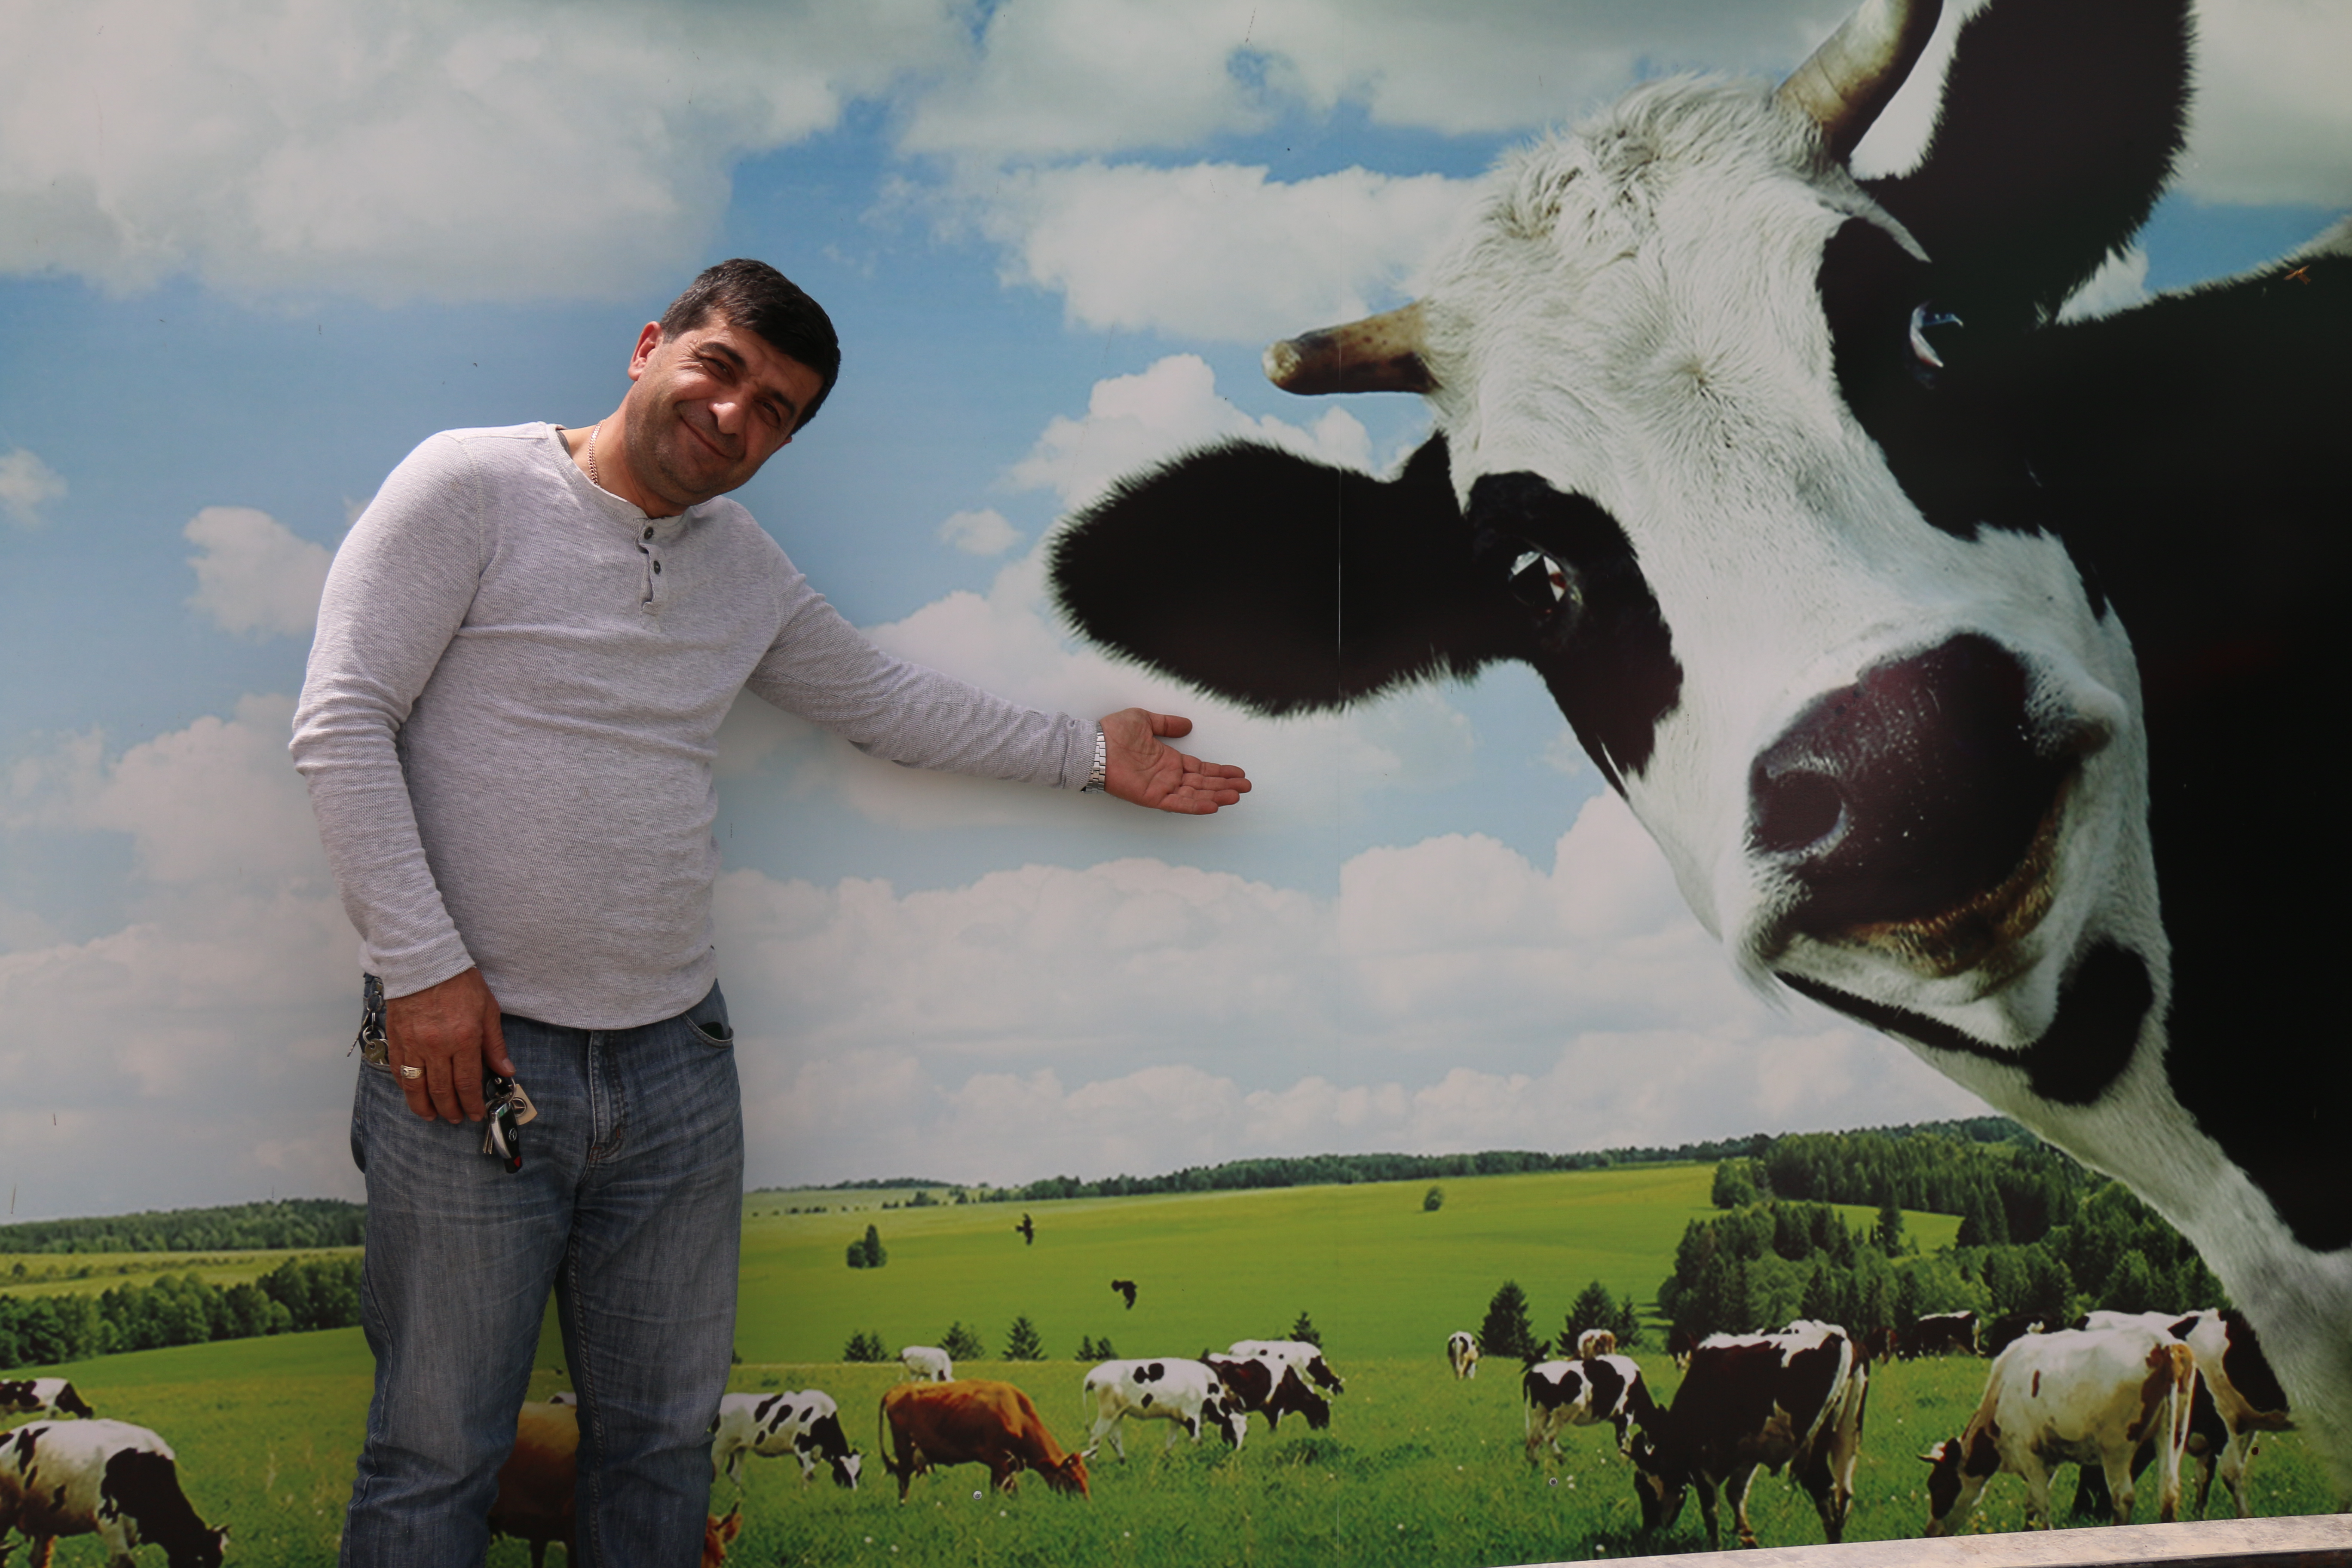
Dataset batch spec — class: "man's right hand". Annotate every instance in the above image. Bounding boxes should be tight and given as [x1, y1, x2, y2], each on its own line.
[385, 967, 514, 1124]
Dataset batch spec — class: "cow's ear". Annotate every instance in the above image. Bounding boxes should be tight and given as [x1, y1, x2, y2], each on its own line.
[1865, 0, 2190, 335]
[1051, 435, 1519, 716]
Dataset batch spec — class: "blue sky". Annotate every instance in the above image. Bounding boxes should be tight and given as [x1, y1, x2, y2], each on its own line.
[3, 0, 2343, 1219]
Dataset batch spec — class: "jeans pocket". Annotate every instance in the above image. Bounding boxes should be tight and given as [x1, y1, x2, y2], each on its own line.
[686, 981, 733, 1047]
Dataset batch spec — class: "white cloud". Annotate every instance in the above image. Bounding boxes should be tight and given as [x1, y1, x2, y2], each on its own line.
[902, 0, 1868, 160]
[185, 506, 335, 639]
[0, 696, 364, 1218]
[2178, 0, 2352, 208]
[0, 0, 967, 302]
[1010, 354, 1372, 509]
[0, 447, 65, 527]
[938, 507, 1022, 556]
[717, 793, 1988, 1188]
[971, 161, 1475, 343]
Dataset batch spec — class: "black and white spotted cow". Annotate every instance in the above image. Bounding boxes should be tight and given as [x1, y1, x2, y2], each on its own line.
[0, 1379, 94, 1423]
[1522, 1354, 1658, 1466]
[1447, 1331, 1481, 1380]
[711, 1390, 862, 1489]
[1202, 1355, 1331, 1434]
[1051, 0, 2351, 1494]
[0, 1419, 228, 1568]
[1228, 1340, 1344, 1396]
[1081, 1359, 1248, 1459]
[1629, 1321, 1870, 1549]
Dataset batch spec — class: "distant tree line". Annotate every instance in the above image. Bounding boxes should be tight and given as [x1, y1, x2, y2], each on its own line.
[0, 1256, 362, 1370]
[1664, 1144, 2226, 1340]
[0, 1199, 366, 1256]
[968, 1120, 2025, 1205]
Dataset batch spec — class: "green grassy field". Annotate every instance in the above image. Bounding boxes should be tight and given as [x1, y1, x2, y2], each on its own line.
[6, 1169, 2328, 1566]
[0, 1248, 361, 1301]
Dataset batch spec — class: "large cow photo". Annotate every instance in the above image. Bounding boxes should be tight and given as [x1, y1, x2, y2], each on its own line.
[1054, 0, 2352, 1500]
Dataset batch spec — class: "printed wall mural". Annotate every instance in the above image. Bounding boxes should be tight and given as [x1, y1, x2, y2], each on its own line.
[2, 0, 2343, 1562]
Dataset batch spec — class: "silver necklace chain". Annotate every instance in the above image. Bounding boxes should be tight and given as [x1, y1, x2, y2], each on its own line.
[587, 422, 601, 489]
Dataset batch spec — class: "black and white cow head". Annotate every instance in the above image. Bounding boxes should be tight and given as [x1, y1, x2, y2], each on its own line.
[1054, 0, 2205, 1136]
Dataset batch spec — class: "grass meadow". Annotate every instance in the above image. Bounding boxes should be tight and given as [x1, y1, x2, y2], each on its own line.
[5, 1167, 2335, 1565]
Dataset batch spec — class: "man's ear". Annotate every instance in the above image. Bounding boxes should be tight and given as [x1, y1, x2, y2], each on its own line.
[627, 321, 665, 381]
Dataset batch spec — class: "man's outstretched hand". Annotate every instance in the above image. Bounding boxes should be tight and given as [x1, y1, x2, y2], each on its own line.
[1099, 708, 1250, 815]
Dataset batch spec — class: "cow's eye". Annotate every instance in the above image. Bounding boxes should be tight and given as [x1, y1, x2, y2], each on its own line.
[1508, 548, 1576, 611]
[1908, 303, 1964, 382]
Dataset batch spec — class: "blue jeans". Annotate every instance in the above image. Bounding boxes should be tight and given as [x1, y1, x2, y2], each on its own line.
[341, 983, 742, 1567]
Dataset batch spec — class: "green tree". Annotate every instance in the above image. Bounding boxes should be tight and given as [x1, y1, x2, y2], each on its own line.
[1002, 1315, 1045, 1361]
[1076, 1333, 1118, 1362]
[1479, 1281, 1545, 1361]
[1289, 1310, 1323, 1348]
[1423, 1185, 1445, 1212]
[1562, 1279, 1621, 1351]
[1875, 1191, 1908, 1258]
[1712, 1159, 1759, 1209]
[842, 1329, 887, 1363]
[940, 1320, 986, 1360]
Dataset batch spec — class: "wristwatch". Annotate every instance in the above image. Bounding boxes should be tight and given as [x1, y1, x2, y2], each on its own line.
[1083, 724, 1108, 793]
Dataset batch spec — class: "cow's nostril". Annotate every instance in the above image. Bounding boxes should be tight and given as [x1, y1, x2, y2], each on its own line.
[1753, 770, 1844, 855]
[1750, 634, 2069, 949]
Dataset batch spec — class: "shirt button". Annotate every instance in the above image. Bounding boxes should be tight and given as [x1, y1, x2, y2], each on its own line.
[643, 526, 654, 540]
[653, 560, 662, 573]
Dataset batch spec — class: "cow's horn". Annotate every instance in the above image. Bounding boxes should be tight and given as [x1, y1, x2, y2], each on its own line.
[1776, 0, 1942, 159]
[1264, 301, 1433, 395]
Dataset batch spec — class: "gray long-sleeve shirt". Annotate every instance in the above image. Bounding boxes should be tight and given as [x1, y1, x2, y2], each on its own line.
[292, 423, 1088, 1028]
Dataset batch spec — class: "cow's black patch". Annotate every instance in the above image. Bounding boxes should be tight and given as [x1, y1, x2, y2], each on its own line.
[1779, 940, 2150, 1107]
[1467, 474, 1681, 790]
[102, 1447, 217, 1565]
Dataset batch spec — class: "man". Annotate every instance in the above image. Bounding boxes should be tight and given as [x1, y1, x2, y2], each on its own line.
[292, 259, 1247, 1565]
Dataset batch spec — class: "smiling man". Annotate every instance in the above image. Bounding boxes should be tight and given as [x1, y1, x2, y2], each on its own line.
[291, 260, 1247, 1565]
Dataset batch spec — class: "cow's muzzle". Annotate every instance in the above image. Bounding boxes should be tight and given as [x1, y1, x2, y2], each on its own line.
[1749, 634, 2103, 975]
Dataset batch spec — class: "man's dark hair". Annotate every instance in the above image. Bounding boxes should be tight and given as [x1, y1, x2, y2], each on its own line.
[660, 258, 841, 430]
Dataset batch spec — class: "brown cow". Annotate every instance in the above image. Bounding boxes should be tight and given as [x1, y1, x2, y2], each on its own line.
[877, 1380, 1089, 1503]
[487, 1400, 743, 1566]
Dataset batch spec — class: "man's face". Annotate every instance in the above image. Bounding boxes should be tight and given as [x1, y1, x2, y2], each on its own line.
[621, 314, 825, 511]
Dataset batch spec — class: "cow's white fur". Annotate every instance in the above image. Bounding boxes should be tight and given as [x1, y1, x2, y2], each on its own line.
[1926, 1324, 2196, 1533]
[898, 1345, 952, 1383]
[711, 1390, 861, 1489]
[1080, 1359, 1246, 1459]
[1400, 74, 2348, 1493]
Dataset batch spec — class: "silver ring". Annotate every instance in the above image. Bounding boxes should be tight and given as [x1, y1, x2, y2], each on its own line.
[399, 1064, 423, 1079]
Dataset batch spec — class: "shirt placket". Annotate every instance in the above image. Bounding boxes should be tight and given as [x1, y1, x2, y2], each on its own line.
[637, 522, 663, 609]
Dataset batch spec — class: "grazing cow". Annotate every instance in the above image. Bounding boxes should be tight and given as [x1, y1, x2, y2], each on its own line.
[1629, 1320, 1868, 1549]
[1203, 1356, 1332, 1433]
[1081, 1360, 1246, 1459]
[1665, 1327, 1700, 1372]
[702, 1507, 743, 1568]
[711, 1390, 862, 1488]
[0, 1419, 227, 1568]
[1447, 1331, 1481, 1380]
[1924, 1323, 2196, 1534]
[1050, 0, 2352, 1494]
[1228, 1340, 1344, 1396]
[1859, 1326, 1901, 1366]
[877, 1380, 1088, 1502]
[1901, 1311, 1978, 1359]
[1523, 1354, 1659, 1466]
[0, 1381, 94, 1423]
[2071, 1308, 2293, 1519]
[490, 1402, 582, 1568]
[488, 1401, 744, 1566]
[1576, 1329, 1617, 1360]
[899, 1345, 953, 1383]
